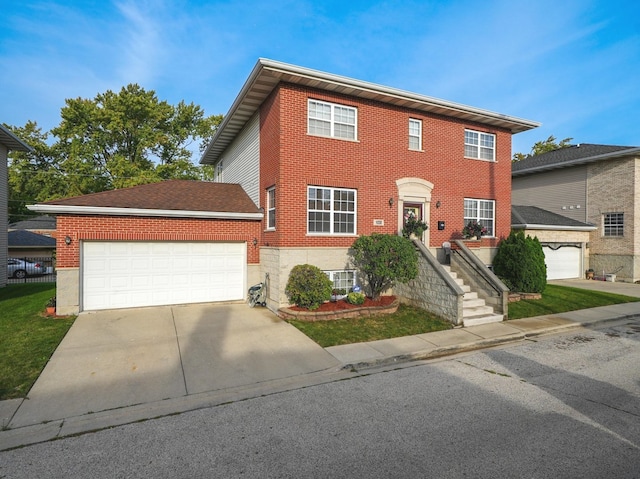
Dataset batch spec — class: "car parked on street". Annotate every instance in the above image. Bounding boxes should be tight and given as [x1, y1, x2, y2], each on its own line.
[7, 258, 47, 279]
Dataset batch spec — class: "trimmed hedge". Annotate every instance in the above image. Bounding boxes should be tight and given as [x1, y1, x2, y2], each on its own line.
[285, 264, 333, 310]
[493, 230, 547, 293]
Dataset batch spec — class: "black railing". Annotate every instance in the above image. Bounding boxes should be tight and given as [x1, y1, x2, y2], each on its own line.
[7, 256, 57, 284]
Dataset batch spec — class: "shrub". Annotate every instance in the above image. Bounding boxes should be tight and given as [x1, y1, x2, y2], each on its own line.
[346, 292, 366, 305]
[349, 233, 418, 300]
[285, 264, 333, 310]
[492, 230, 547, 293]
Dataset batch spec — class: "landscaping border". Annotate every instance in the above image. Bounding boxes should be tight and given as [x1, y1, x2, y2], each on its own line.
[278, 298, 400, 321]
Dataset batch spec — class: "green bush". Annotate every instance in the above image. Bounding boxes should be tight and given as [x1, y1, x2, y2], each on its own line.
[346, 292, 366, 305]
[285, 264, 333, 310]
[492, 230, 547, 293]
[349, 233, 418, 300]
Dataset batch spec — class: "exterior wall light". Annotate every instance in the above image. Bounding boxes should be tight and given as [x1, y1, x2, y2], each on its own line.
[389, 197, 394, 207]
[64, 235, 72, 245]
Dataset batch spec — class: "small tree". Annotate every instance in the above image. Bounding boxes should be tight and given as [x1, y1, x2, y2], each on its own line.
[285, 264, 333, 310]
[349, 233, 418, 300]
[492, 230, 547, 293]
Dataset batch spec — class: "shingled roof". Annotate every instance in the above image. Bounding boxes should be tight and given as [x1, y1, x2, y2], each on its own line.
[9, 215, 56, 230]
[8, 230, 56, 248]
[512, 205, 596, 230]
[28, 180, 262, 220]
[512, 143, 640, 176]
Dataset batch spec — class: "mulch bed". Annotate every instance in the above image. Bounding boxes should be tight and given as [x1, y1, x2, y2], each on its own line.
[288, 295, 396, 312]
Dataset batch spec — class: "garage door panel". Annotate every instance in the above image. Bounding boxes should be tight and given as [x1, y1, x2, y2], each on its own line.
[543, 245, 581, 280]
[82, 241, 246, 311]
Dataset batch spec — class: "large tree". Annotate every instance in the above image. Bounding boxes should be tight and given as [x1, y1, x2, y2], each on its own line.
[512, 135, 573, 162]
[6, 84, 222, 221]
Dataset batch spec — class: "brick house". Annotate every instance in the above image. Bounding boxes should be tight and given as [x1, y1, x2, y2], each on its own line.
[31, 59, 539, 320]
[512, 143, 640, 282]
[201, 59, 538, 318]
[1, 124, 33, 288]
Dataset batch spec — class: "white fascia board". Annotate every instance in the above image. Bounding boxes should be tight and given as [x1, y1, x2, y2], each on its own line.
[512, 224, 597, 231]
[27, 204, 263, 220]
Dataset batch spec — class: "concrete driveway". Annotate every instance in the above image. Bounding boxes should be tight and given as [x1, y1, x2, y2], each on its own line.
[9, 303, 340, 428]
[550, 279, 640, 298]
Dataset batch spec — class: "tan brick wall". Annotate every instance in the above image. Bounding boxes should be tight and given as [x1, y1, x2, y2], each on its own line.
[587, 157, 638, 281]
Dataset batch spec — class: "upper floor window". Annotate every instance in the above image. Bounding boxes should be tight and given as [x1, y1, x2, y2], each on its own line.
[266, 187, 276, 230]
[603, 212, 623, 236]
[308, 186, 356, 235]
[409, 119, 422, 150]
[308, 99, 357, 140]
[464, 198, 495, 236]
[464, 129, 495, 161]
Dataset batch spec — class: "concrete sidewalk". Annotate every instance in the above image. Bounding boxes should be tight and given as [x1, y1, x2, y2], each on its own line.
[1, 279, 640, 451]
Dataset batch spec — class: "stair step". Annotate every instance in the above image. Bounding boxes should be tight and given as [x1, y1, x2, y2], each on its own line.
[463, 314, 504, 327]
[462, 305, 495, 318]
[463, 298, 485, 308]
[463, 291, 478, 300]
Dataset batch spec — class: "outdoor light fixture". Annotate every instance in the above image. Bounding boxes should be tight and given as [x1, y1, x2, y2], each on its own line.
[388, 197, 394, 207]
[436, 200, 441, 208]
[64, 235, 72, 245]
[252, 237, 258, 247]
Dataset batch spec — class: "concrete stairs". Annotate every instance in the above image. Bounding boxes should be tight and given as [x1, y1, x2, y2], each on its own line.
[442, 265, 503, 326]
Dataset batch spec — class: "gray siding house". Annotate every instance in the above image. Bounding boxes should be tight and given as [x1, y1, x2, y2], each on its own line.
[1, 124, 33, 288]
[512, 143, 640, 282]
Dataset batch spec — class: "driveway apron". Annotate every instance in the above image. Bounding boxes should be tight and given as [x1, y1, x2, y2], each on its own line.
[10, 303, 339, 428]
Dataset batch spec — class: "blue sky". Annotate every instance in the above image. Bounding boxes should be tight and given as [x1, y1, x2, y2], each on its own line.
[1, 0, 639, 157]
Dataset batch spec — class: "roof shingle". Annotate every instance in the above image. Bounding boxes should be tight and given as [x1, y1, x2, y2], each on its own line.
[40, 180, 260, 214]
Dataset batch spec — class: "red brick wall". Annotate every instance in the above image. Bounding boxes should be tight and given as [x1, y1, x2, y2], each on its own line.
[56, 215, 262, 268]
[260, 83, 512, 249]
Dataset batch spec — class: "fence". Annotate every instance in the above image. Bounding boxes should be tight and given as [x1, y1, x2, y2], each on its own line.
[7, 256, 57, 284]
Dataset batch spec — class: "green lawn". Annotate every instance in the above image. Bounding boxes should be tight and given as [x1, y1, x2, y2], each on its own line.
[507, 284, 640, 320]
[289, 284, 640, 347]
[288, 303, 452, 347]
[0, 283, 75, 400]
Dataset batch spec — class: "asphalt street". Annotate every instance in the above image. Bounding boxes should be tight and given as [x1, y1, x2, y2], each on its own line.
[1, 318, 638, 478]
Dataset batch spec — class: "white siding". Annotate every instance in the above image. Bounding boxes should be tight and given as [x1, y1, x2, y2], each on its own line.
[0, 144, 7, 287]
[512, 165, 587, 222]
[217, 112, 260, 206]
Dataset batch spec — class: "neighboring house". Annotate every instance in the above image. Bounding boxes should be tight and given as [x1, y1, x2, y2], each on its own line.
[8, 230, 56, 258]
[30, 59, 539, 316]
[511, 205, 596, 280]
[512, 143, 640, 282]
[1, 124, 32, 288]
[9, 215, 57, 238]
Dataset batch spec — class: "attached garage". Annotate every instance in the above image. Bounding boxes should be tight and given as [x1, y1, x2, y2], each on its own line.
[29, 181, 263, 315]
[542, 244, 582, 280]
[83, 241, 246, 310]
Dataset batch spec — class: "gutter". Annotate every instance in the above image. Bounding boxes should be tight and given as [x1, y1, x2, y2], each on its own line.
[511, 223, 597, 231]
[27, 204, 264, 221]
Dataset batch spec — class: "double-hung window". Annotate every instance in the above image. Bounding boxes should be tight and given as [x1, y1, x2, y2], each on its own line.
[464, 198, 495, 236]
[409, 119, 422, 150]
[464, 129, 495, 161]
[603, 212, 624, 236]
[308, 186, 356, 234]
[266, 187, 276, 230]
[308, 99, 357, 140]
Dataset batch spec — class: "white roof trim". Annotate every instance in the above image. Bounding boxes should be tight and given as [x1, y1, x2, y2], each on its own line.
[27, 204, 263, 220]
[512, 223, 596, 231]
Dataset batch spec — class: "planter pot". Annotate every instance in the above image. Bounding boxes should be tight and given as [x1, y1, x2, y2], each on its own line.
[45, 306, 56, 316]
[330, 294, 347, 302]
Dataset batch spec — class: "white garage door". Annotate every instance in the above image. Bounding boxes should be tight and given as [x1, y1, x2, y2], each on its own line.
[543, 245, 582, 280]
[82, 241, 246, 311]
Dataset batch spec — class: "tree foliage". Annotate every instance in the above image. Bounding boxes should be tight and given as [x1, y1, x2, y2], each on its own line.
[512, 135, 573, 162]
[5, 84, 222, 221]
[285, 264, 333, 310]
[492, 230, 547, 293]
[349, 234, 418, 301]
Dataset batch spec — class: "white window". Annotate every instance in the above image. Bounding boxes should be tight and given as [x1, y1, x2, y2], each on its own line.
[325, 270, 356, 291]
[308, 99, 357, 140]
[603, 212, 624, 236]
[308, 186, 356, 235]
[464, 198, 495, 236]
[409, 119, 422, 150]
[214, 160, 223, 182]
[266, 187, 276, 230]
[464, 129, 495, 161]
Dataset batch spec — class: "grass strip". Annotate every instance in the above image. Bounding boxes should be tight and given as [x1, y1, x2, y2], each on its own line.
[0, 283, 75, 400]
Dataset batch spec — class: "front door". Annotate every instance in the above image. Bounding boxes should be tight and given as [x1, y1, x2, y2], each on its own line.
[403, 203, 425, 239]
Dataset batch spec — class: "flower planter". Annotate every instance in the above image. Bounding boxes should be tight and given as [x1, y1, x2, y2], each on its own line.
[45, 306, 56, 316]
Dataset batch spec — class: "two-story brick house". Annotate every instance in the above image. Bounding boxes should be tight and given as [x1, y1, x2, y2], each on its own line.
[31, 59, 539, 317]
[201, 59, 539, 309]
[512, 143, 640, 282]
